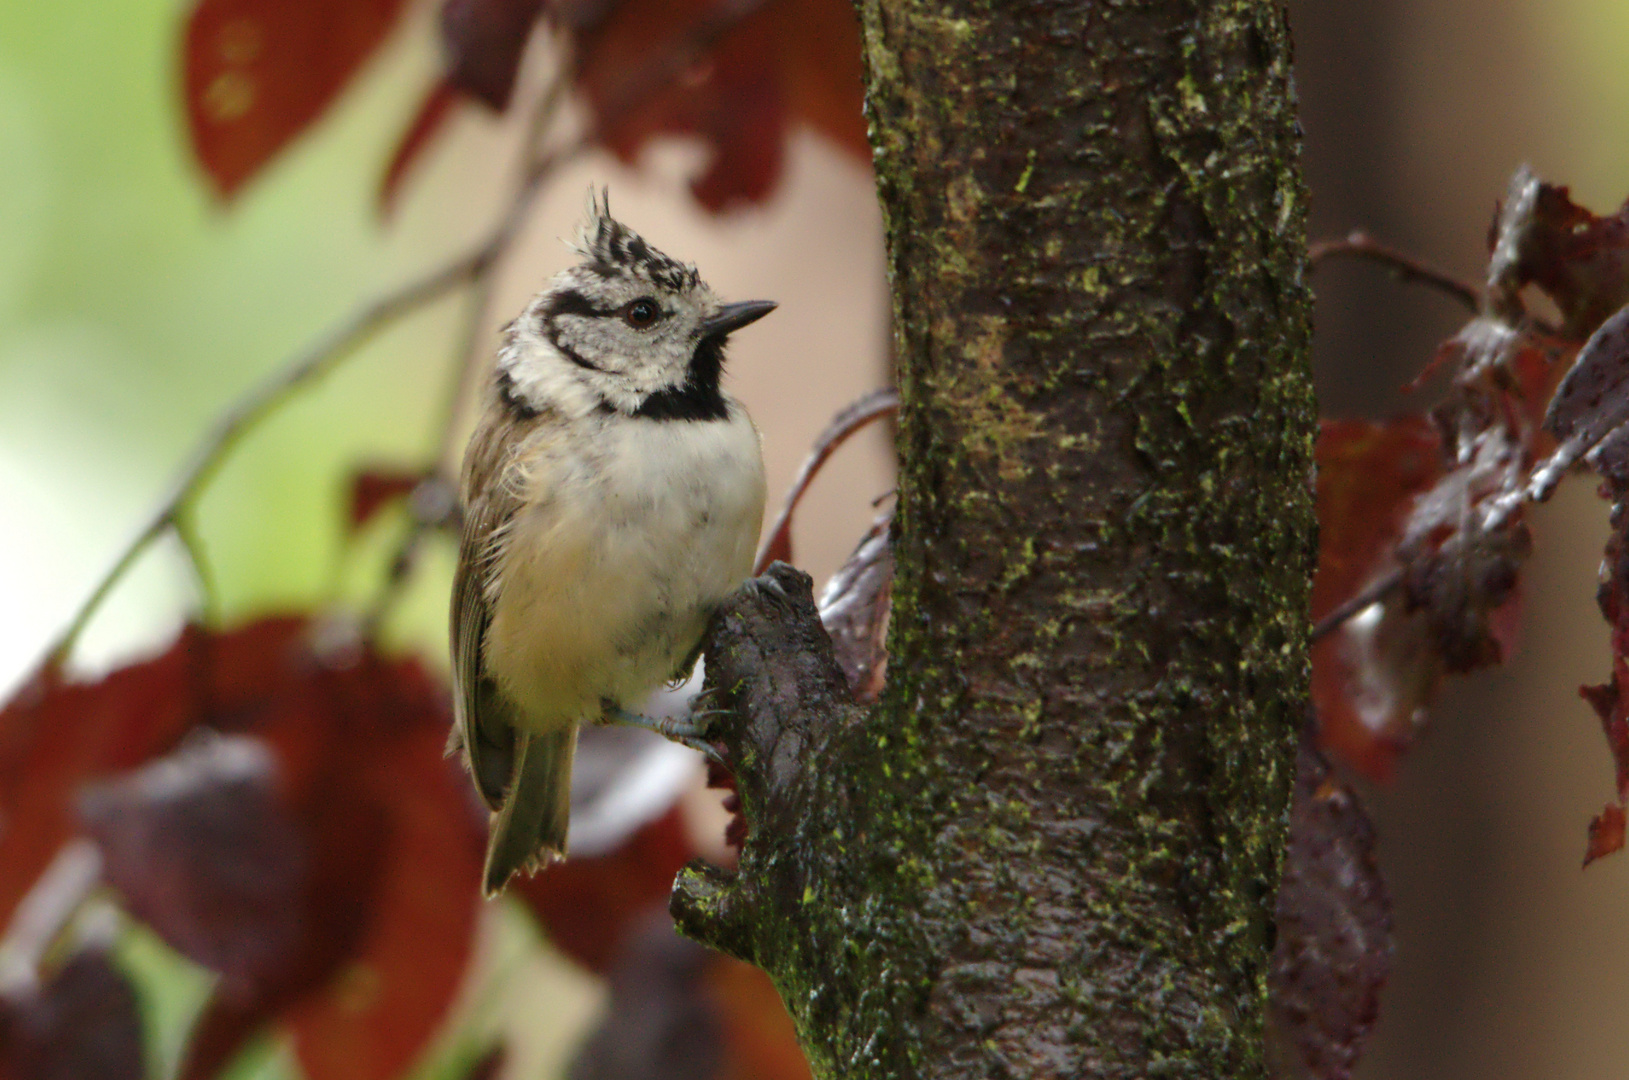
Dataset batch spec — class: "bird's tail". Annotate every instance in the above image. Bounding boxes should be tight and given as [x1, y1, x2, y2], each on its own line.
[483, 728, 576, 896]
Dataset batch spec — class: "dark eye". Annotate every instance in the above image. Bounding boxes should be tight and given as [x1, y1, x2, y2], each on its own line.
[623, 298, 662, 329]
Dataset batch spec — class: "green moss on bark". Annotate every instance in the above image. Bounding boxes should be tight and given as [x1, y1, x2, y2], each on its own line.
[676, 1, 1315, 1077]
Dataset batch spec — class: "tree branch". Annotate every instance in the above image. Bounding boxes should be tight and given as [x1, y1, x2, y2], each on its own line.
[38, 0, 776, 671]
[1308, 231, 1482, 312]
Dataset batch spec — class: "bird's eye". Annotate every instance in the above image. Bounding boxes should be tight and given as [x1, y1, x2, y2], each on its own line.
[623, 298, 662, 329]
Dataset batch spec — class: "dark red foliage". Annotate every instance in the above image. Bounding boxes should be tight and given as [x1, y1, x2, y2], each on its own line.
[347, 467, 430, 535]
[1310, 170, 1629, 872]
[0, 649, 200, 928]
[556, 0, 867, 211]
[512, 805, 693, 973]
[1585, 803, 1627, 866]
[1310, 418, 1444, 780]
[566, 910, 808, 1080]
[1309, 170, 1629, 790]
[1311, 418, 1444, 626]
[182, 0, 412, 198]
[706, 956, 809, 1080]
[1, 618, 484, 1080]
[80, 734, 307, 1004]
[0, 948, 145, 1080]
[1268, 736, 1392, 1080]
[1488, 169, 1629, 338]
[441, 0, 549, 110]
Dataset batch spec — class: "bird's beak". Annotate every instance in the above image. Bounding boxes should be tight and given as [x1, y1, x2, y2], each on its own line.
[700, 300, 777, 339]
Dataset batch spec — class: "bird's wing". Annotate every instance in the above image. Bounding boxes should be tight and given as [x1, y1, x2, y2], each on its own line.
[450, 407, 537, 809]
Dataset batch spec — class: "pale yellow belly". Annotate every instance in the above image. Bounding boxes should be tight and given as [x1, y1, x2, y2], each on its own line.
[482, 411, 764, 732]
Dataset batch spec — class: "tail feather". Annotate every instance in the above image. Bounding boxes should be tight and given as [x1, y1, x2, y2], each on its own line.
[483, 728, 576, 896]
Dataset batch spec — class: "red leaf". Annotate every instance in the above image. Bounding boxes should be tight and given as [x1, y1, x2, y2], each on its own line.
[512, 805, 693, 972]
[283, 680, 483, 1080]
[440, 0, 548, 110]
[709, 957, 809, 1080]
[80, 734, 306, 1004]
[1531, 304, 1629, 499]
[1585, 803, 1627, 867]
[347, 467, 428, 535]
[377, 79, 462, 220]
[560, 0, 867, 212]
[0, 642, 203, 931]
[182, 0, 412, 198]
[1580, 679, 1629, 805]
[1311, 418, 1444, 625]
[1311, 418, 1444, 780]
[771, 0, 870, 162]
[1488, 167, 1629, 339]
[1268, 736, 1392, 1080]
[0, 617, 483, 1080]
[1313, 597, 1443, 783]
[565, 910, 723, 1080]
[0, 948, 145, 1080]
[564, 911, 809, 1080]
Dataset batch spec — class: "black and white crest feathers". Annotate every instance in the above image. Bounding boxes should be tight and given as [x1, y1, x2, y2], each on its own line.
[574, 189, 702, 294]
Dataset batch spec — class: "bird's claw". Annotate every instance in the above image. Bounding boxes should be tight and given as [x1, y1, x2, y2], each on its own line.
[605, 703, 728, 765]
[742, 572, 789, 604]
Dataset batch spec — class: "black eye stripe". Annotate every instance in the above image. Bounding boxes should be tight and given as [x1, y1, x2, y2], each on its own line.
[543, 290, 617, 321]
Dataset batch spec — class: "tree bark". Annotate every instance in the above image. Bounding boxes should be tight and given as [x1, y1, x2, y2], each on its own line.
[672, 1, 1315, 1077]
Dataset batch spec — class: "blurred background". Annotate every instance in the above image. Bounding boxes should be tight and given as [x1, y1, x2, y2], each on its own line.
[1295, 1, 1629, 1077]
[1, 0, 1627, 1077]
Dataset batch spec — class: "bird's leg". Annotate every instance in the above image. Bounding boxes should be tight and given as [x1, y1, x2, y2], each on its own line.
[602, 701, 724, 764]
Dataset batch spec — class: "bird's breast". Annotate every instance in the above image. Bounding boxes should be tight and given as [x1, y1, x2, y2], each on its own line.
[484, 406, 766, 724]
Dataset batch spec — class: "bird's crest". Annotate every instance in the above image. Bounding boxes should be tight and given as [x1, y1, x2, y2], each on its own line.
[573, 187, 701, 294]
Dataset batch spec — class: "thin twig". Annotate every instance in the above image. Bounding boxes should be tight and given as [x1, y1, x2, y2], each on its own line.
[755, 389, 901, 574]
[1308, 231, 1482, 313]
[42, 252, 484, 670]
[0, 840, 102, 997]
[44, 0, 777, 670]
[1308, 568, 1403, 644]
[171, 506, 219, 624]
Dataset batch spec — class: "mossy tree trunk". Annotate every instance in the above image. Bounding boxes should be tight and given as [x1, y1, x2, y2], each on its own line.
[672, 1, 1316, 1076]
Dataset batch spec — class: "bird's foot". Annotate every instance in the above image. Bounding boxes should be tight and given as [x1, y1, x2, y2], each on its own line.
[604, 703, 725, 765]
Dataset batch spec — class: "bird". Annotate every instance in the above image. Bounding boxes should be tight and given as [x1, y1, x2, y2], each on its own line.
[451, 191, 772, 895]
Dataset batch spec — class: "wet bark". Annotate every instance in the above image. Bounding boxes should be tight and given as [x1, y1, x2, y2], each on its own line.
[671, 1, 1316, 1077]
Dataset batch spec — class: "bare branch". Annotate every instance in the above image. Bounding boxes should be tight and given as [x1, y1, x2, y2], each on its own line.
[0, 841, 102, 998]
[1309, 568, 1403, 644]
[754, 388, 899, 573]
[171, 506, 219, 624]
[41, 0, 777, 671]
[1309, 231, 1482, 313]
